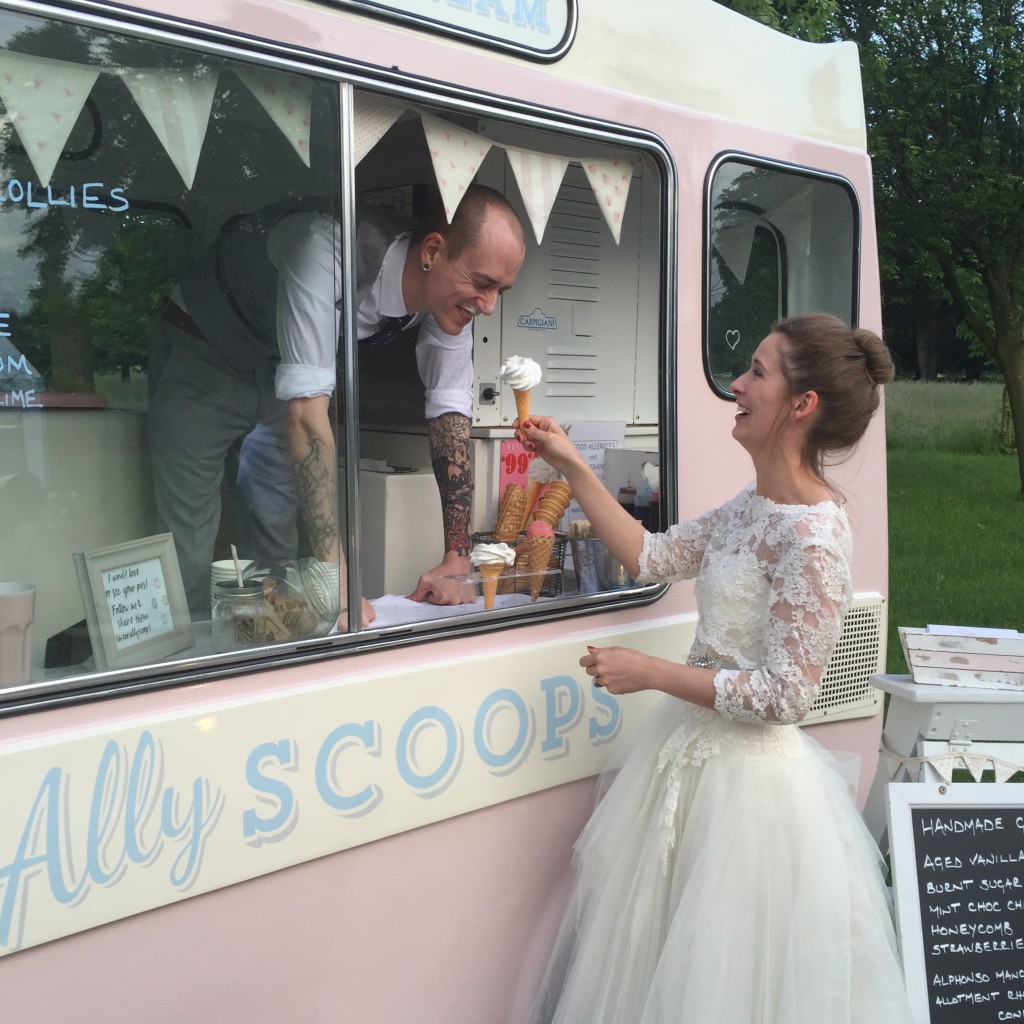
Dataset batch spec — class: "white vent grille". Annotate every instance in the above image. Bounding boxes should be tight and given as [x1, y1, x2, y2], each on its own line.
[802, 593, 885, 724]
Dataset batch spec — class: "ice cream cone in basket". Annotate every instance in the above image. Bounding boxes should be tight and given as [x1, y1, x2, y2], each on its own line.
[533, 484, 572, 527]
[479, 563, 503, 609]
[521, 477, 543, 532]
[495, 483, 527, 543]
[525, 535, 555, 600]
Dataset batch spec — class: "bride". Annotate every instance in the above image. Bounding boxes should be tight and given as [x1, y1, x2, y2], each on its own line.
[518, 313, 915, 1023]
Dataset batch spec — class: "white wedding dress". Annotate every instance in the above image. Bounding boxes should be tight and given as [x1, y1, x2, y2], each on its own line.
[532, 485, 914, 1024]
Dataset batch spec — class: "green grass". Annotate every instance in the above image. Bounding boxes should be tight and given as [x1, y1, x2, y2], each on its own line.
[885, 380, 1005, 455]
[885, 382, 1023, 674]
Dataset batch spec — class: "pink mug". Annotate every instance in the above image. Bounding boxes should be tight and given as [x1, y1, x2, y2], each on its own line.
[0, 582, 36, 686]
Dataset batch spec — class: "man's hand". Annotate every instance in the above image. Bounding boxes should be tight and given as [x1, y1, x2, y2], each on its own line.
[337, 596, 377, 630]
[408, 551, 472, 605]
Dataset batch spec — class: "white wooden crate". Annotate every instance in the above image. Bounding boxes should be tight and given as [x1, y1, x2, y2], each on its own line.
[899, 626, 1024, 690]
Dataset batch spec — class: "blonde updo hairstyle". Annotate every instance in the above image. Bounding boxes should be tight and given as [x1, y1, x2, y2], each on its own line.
[773, 313, 894, 478]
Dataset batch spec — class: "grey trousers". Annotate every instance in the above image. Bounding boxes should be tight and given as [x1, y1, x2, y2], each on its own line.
[147, 322, 298, 617]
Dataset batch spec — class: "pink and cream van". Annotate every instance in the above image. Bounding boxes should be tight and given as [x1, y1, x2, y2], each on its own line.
[0, 1, 890, 1019]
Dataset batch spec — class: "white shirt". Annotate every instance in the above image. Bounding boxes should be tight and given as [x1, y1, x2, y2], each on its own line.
[271, 216, 474, 419]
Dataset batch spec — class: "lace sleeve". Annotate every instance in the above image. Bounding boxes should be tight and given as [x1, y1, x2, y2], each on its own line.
[636, 508, 719, 584]
[712, 529, 852, 725]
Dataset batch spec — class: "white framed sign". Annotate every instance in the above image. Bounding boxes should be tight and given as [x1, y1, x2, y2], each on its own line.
[73, 533, 193, 670]
[887, 782, 1024, 1024]
[328, 0, 577, 60]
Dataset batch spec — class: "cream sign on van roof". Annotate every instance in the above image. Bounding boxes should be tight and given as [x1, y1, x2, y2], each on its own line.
[331, 0, 577, 58]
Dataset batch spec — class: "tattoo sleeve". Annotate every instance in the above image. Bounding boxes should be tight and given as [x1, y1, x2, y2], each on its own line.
[293, 435, 339, 562]
[428, 412, 473, 556]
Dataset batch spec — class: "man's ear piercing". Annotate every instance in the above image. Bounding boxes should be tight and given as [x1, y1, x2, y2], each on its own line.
[422, 261, 432, 272]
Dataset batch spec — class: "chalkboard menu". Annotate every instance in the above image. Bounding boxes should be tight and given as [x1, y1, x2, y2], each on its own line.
[888, 783, 1024, 1024]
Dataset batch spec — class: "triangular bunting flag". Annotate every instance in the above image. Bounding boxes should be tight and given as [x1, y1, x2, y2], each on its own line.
[0, 51, 99, 186]
[119, 67, 219, 189]
[234, 66, 313, 168]
[963, 754, 987, 782]
[906, 760, 922, 783]
[994, 761, 1020, 783]
[581, 156, 637, 244]
[884, 750, 902, 781]
[766, 186, 814, 257]
[713, 217, 758, 286]
[929, 756, 956, 783]
[505, 145, 569, 245]
[353, 92, 409, 165]
[419, 112, 492, 222]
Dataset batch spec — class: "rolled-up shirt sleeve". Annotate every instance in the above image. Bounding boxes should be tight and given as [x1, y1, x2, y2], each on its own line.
[415, 317, 475, 420]
[269, 212, 341, 402]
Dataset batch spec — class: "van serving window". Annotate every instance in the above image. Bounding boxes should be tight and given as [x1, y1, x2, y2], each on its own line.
[0, 7, 668, 710]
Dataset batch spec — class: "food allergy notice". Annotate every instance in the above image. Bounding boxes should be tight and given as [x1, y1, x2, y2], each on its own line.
[888, 783, 1024, 1023]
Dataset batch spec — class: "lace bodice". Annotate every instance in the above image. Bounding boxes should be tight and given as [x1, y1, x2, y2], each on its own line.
[638, 483, 852, 726]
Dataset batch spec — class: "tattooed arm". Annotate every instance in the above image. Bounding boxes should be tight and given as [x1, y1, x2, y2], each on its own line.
[285, 395, 375, 627]
[407, 411, 474, 603]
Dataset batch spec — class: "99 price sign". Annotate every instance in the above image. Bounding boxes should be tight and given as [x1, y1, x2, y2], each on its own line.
[499, 439, 536, 492]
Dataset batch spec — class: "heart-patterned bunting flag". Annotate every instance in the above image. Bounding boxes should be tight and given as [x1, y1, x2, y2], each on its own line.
[581, 156, 637, 244]
[419, 111, 493, 222]
[0, 50, 100, 186]
[234, 66, 314, 168]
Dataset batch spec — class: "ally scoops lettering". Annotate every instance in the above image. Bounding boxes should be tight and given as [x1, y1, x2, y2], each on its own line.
[0, 676, 619, 951]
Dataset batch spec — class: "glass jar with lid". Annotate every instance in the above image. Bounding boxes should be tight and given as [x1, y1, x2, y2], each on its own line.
[211, 580, 269, 652]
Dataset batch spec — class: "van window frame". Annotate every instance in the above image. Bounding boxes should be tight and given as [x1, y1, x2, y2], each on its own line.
[703, 151, 861, 400]
[0, 0, 676, 716]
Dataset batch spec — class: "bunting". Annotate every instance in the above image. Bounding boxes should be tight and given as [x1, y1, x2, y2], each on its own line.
[713, 217, 759, 286]
[234, 66, 314, 168]
[0, 49, 642, 243]
[353, 92, 409, 166]
[504, 145, 570, 245]
[882, 747, 1024, 784]
[581, 156, 638, 244]
[0, 51, 100, 186]
[119, 67, 219, 189]
[419, 111, 493, 223]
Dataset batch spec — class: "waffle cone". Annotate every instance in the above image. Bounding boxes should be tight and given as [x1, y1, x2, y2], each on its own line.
[521, 478, 543, 532]
[514, 388, 531, 425]
[478, 563, 503, 609]
[494, 484, 527, 543]
[525, 535, 555, 600]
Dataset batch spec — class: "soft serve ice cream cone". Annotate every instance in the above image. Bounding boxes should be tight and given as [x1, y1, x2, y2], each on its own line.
[470, 542, 516, 609]
[500, 355, 542, 425]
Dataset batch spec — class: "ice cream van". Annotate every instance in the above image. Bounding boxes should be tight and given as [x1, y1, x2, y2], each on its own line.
[0, 1, 891, 1019]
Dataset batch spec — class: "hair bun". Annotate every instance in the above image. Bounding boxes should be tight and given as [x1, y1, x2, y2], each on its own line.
[854, 329, 895, 386]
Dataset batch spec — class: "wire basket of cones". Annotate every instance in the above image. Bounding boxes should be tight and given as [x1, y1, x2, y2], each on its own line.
[470, 530, 567, 597]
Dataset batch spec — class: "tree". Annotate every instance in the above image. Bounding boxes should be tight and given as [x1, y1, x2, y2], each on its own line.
[716, 0, 839, 41]
[836, 1, 1024, 490]
[718, 0, 1024, 495]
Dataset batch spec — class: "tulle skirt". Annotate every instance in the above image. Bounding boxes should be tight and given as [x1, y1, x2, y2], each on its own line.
[530, 697, 915, 1024]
